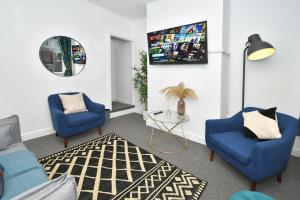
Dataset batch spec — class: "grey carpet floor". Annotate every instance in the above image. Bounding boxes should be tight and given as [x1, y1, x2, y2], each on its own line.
[111, 101, 134, 112]
[24, 113, 300, 200]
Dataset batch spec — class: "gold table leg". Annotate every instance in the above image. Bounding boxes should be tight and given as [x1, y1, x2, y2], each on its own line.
[148, 120, 189, 154]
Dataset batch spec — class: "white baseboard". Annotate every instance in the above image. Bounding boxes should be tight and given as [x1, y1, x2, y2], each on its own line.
[20, 119, 300, 158]
[134, 108, 143, 114]
[291, 137, 300, 157]
[291, 147, 300, 157]
[22, 128, 55, 141]
[110, 108, 139, 118]
[20, 109, 143, 141]
[146, 120, 300, 157]
[146, 120, 206, 144]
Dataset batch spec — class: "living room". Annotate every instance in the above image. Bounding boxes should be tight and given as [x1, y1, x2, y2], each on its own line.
[0, 0, 299, 199]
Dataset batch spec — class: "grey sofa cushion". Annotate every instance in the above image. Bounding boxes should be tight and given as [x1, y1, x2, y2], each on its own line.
[12, 173, 77, 200]
[0, 142, 27, 156]
[0, 115, 21, 147]
[0, 125, 13, 150]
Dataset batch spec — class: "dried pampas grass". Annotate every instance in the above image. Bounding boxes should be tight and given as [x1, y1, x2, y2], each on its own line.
[160, 82, 198, 100]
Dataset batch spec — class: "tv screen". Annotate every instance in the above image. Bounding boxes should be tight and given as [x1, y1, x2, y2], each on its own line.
[147, 21, 207, 65]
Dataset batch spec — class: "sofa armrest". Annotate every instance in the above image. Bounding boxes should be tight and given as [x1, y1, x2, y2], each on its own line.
[85, 100, 105, 116]
[12, 173, 77, 200]
[0, 115, 22, 144]
[90, 102, 105, 114]
[252, 115, 298, 175]
[49, 108, 68, 132]
[251, 138, 293, 179]
[205, 117, 243, 136]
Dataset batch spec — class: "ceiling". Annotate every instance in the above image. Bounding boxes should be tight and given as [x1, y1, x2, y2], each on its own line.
[86, 0, 157, 21]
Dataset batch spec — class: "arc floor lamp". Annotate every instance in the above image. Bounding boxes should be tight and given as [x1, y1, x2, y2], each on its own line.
[242, 34, 276, 109]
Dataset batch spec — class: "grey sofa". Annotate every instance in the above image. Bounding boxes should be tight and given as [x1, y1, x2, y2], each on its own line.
[0, 115, 25, 155]
[0, 138, 28, 156]
[0, 115, 77, 200]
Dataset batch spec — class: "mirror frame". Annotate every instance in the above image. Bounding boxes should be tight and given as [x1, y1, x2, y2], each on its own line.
[39, 35, 87, 77]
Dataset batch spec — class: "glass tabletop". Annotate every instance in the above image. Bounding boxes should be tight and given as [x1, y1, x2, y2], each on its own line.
[148, 110, 189, 123]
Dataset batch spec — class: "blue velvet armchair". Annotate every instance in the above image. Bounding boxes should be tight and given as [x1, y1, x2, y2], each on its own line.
[205, 107, 298, 191]
[48, 92, 106, 148]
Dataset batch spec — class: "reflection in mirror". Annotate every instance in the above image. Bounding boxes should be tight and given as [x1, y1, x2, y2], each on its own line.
[39, 36, 86, 77]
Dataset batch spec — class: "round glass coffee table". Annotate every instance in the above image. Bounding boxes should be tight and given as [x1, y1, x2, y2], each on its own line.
[148, 110, 189, 154]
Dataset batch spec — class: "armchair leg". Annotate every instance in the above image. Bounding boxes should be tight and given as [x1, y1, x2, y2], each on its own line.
[277, 173, 282, 183]
[250, 182, 256, 191]
[98, 127, 103, 136]
[209, 150, 214, 161]
[64, 138, 68, 148]
[55, 132, 58, 137]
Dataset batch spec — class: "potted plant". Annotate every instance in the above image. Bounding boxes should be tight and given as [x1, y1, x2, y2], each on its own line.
[160, 82, 198, 115]
[133, 50, 148, 120]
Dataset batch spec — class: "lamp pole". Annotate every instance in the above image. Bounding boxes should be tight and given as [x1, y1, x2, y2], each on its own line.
[242, 45, 249, 109]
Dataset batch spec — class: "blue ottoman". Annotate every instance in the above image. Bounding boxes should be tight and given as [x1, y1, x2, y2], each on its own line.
[230, 191, 274, 200]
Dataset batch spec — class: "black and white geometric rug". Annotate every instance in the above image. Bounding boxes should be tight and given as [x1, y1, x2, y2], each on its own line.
[39, 133, 207, 200]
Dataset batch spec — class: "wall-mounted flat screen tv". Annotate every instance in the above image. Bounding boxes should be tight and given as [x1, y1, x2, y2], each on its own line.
[147, 21, 207, 65]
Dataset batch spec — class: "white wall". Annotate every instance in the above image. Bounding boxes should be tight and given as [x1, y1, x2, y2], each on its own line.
[146, 0, 229, 142]
[228, 0, 300, 117]
[132, 18, 148, 112]
[228, 0, 300, 156]
[0, 0, 133, 140]
[111, 37, 133, 104]
[220, 0, 231, 117]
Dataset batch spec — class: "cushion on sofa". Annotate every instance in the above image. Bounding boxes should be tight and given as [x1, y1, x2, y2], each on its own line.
[59, 93, 88, 114]
[243, 107, 281, 139]
[12, 173, 77, 200]
[0, 125, 13, 150]
[209, 131, 260, 165]
[2, 168, 48, 200]
[0, 115, 21, 144]
[66, 111, 101, 127]
[0, 151, 43, 179]
[0, 142, 27, 156]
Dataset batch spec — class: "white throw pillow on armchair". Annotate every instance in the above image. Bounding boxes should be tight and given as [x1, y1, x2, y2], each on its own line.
[59, 93, 88, 114]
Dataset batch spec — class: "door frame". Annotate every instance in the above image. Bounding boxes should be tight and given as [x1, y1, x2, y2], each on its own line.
[106, 32, 135, 111]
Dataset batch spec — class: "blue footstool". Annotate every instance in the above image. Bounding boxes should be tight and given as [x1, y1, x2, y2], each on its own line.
[230, 191, 274, 200]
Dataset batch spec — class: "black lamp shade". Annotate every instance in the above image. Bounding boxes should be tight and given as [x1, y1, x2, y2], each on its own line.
[247, 34, 275, 60]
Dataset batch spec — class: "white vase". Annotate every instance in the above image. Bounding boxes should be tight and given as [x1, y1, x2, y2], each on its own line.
[143, 110, 148, 121]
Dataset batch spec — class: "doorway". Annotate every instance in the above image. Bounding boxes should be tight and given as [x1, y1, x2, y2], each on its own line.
[109, 35, 135, 113]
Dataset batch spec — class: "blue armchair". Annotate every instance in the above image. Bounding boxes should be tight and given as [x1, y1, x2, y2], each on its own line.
[48, 92, 106, 148]
[205, 107, 298, 191]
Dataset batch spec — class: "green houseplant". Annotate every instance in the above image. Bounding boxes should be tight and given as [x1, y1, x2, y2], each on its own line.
[133, 50, 148, 120]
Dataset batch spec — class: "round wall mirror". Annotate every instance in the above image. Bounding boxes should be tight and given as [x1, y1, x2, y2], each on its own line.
[39, 36, 86, 77]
